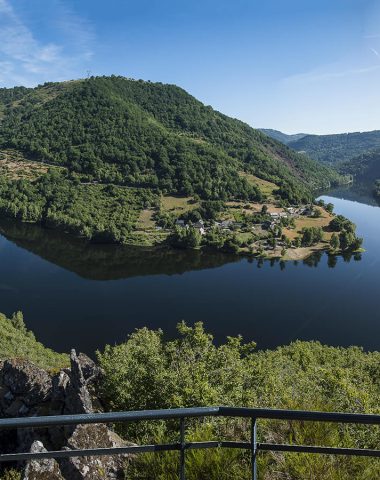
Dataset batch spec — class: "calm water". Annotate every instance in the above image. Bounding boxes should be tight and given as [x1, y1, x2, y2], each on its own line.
[0, 190, 379, 355]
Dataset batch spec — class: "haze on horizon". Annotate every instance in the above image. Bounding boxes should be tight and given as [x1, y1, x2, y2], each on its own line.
[0, 0, 379, 135]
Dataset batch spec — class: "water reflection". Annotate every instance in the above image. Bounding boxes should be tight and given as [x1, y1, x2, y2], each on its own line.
[0, 219, 239, 280]
[0, 217, 361, 280]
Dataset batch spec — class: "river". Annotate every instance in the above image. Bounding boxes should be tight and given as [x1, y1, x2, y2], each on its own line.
[0, 189, 379, 355]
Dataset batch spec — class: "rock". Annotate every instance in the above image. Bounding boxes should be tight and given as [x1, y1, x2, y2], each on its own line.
[22, 440, 64, 480]
[2, 360, 51, 407]
[5, 399, 25, 417]
[64, 351, 93, 415]
[60, 424, 128, 480]
[77, 353, 101, 383]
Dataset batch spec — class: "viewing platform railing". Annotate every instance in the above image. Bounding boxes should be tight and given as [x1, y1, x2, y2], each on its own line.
[1, 406, 380, 479]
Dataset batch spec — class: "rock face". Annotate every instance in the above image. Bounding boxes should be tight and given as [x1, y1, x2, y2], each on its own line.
[0, 351, 129, 479]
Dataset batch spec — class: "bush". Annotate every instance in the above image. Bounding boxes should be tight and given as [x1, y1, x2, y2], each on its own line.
[0, 312, 68, 371]
[97, 323, 380, 480]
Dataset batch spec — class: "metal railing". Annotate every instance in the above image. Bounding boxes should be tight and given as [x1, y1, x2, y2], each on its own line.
[1, 406, 380, 479]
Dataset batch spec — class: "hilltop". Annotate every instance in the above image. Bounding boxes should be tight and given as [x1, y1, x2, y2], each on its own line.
[0, 76, 340, 198]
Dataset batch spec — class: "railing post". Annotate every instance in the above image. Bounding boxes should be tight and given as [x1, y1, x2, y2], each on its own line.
[251, 417, 257, 480]
[180, 417, 185, 480]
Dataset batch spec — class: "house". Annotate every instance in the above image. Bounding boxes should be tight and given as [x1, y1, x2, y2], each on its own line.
[302, 207, 313, 216]
[270, 212, 279, 218]
[220, 220, 233, 229]
[193, 220, 205, 229]
[175, 219, 186, 227]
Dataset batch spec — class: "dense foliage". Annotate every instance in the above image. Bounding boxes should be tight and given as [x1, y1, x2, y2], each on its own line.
[0, 76, 342, 203]
[98, 322, 380, 479]
[300, 226, 324, 246]
[0, 311, 68, 370]
[288, 131, 380, 165]
[0, 170, 158, 244]
[328, 215, 363, 251]
[329, 215, 355, 233]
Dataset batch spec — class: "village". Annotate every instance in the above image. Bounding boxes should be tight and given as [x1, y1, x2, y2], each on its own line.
[170, 201, 332, 259]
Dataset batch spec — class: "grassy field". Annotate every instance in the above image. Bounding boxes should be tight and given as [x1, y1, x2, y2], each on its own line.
[0, 149, 52, 180]
[136, 209, 156, 230]
[160, 195, 199, 214]
[284, 208, 335, 242]
[239, 172, 278, 199]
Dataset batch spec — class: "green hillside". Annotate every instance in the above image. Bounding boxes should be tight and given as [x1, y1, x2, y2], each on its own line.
[0, 77, 340, 200]
[288, 130, 380, 165]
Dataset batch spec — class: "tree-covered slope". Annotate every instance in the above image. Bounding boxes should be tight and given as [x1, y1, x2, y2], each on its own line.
[340, 149, 380, 201]
[0, 76, 341, 202]
[288, 130, 380, 165]
[0, 311, 68, 370]
[341, 149, 380, 180]
[259, 128, 308, 144]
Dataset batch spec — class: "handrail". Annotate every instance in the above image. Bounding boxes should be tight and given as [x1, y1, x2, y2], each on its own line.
[1, 406, 379, 479]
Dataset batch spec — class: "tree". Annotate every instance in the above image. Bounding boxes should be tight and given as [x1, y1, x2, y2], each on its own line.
[330, 233, 339, 251]
[339, 230, 355, 251]
[10, 311, 26, 333]
[301, 227, 323, 247]
[329, 215, 355, 233]
[170, 226, 202, 249]
[325, 203, 334, 214]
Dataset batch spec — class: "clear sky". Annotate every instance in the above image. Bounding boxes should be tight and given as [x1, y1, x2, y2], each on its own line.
[0, 0, 379, 134]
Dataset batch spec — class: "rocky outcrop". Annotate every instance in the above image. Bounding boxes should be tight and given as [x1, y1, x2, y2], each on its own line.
[22, 441, 64, 480]
[0, 351, 129, 479]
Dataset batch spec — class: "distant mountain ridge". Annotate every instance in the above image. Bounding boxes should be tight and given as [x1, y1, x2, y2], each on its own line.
[259, 129, 308, 145]
[0, 76, 341, 203]
[262, 127, 380, 201]
[287, 130, 380, 165]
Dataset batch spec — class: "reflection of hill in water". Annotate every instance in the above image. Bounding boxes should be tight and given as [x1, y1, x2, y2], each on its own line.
[0, 219, 240, 280]
[326, 182, 379, 207]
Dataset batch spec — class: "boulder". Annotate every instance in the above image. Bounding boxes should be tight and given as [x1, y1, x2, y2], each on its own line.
[59, 424, 128, 480]
[22, 440, 64, 480]
[1, 360, 52, 407]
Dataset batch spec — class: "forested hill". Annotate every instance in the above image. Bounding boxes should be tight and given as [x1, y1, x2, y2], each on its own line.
[0, 76, 340, 202]
[340, 149, 380, 200]
[288, 130, 380, 165]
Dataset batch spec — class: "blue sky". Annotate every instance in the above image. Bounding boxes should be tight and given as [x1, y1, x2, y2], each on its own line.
[0, 0, 379, 134]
